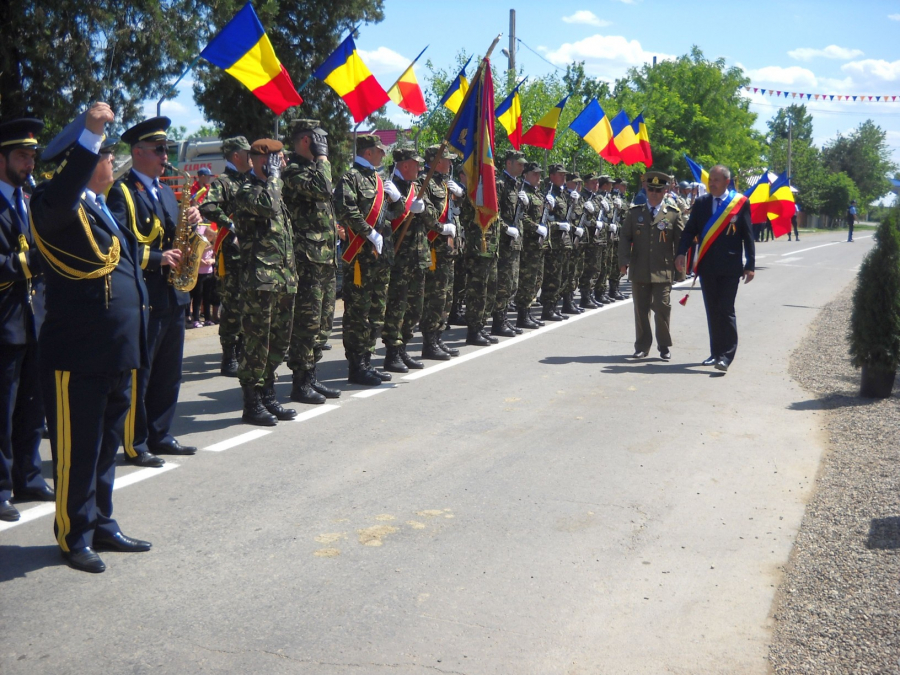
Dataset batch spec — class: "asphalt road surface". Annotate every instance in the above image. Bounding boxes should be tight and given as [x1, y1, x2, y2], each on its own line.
[0, 232, 873, 675]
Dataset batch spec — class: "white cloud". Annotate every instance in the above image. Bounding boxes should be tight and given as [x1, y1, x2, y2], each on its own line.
[741, 65, 819, 89]
[562, 10, 611, 27]
[889, 13, 900, 20]
[159, 100, 188, 114]
[357, 47, 410, 77]
[787, 45, 864, 61]
[841, 58, 900, 84]
[543, 34, 673, 79]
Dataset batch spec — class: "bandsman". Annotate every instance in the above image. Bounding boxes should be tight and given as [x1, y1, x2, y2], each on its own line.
[492, 150, 527, 337]
[540, 164, 572, 322]
[513, 161, 549, 330]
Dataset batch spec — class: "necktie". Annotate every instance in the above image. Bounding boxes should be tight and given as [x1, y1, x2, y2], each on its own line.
[651, 207, 657, 219]
[151, 179, 161, 202]
[715, 197, 722, 213]
[95, 194, 120, 232]
[14, 187, 28, 232]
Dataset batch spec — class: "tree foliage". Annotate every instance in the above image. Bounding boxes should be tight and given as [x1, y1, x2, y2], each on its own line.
[821, 120, 897, 206]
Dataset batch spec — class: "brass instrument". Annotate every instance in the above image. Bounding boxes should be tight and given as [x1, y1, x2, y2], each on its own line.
[167, 164, 209, 292]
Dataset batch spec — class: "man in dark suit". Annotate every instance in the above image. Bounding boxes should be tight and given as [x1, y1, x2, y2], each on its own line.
[107, 117, 202, 467]
[0, 117, 54, 522]
[31, 102, 153, 573]
[675, 165, 755, 372]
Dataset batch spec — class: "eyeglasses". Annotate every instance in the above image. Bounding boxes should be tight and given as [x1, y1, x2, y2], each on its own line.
[647, 186, 665, 193]
[141, 144, 168, 155]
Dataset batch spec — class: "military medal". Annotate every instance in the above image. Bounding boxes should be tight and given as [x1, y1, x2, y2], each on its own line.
[658, 220, 667, 242]
[729, 214, 737, 234]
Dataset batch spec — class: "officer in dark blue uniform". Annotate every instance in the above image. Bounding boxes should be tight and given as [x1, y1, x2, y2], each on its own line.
[31, 102, 153, 573]
[107, 117, 201, 467]
[0, 117, 54, 522]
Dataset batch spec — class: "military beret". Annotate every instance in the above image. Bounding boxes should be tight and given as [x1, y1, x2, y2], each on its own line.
[0, 117, 43, 152]
[121, 116, 170, 146]
[392, 145, 423, 163]
[357, 134, 387, 152]
[523, 161, 543, 174]
[504, 150, 526, 164]
[548, 163, 566, 175]
[249, 138, 284, 155]
[425, 144, 457, 161]
[643, 171, 669, 188]
[222, 136, 251, 154]
[290, 119, 327, 137]
[565, 172, 582, 182]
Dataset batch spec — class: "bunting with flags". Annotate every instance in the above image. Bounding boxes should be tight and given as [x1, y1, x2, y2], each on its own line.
[569, 99, 619, 163]
[440, 57, 472, 114]
[386, 46, 428, 116]
[313, 34, 390, 123]
[521, 95, 568, 150]
[495, 77, 526, 150]
[744, 86, 900, 102]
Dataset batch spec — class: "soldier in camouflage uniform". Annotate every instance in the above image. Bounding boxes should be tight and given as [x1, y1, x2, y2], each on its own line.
[235, 139, 298, 426]
[333, 134, 393, 386]
[282, 119, 341, 404]
[540, 164, 573, 322]
[607, 177, 628, 301]
[580, 174, 610, 306]
[491, 150, 526, 337]
[459, 167, 500, 345]
[381, 145, 434, 372]
[561, 172, 586, 315]
[198, 136, 251, 377]
[514, 161, 550, 329]
[447, 167, 468, 328]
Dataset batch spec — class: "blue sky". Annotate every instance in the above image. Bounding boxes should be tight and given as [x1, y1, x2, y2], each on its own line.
[148, 0, 900, 171]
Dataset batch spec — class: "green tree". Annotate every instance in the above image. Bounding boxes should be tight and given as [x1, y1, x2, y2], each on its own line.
[188, 125, 219, 139]
[821, 120, 897, 206]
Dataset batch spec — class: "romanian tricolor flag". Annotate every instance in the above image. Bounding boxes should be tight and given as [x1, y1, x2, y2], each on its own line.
[387, 46, 428, 116]
[199, 3, 302, 115]
[632, 113, 652, 167]
[440, 57, 471, 114]
[766, 172, 797, 238]
[314, 34, 390, 123]
[685, 155, 709, 189]
[743, 173, 771, 223]
[610, 110, 645, 166]
[521, 95, 568, 150]
[448, 60, 498, 231]
[495, 77, 526, 150]
[569, 99, 619, 163]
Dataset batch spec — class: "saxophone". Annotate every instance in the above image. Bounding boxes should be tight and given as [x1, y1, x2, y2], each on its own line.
[167, 164, 210, 292]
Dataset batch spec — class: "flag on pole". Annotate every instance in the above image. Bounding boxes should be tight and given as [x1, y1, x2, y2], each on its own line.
[569, 99, 619, 163]
[521, 95, 569, 150]
[632, 113, 652, 167]
[684, 155, 709, 189]
[495, 77, 526, 150]
[448, 60, 498, 230]
[313, 34, 390, 123]
[766, 172, 797, 237]
[610, 110, 645, 165]
[743, 173, 771, 223]
[199, 2, 302, 115]
[440, 57, 472, 114]
[386, 46, 428, 116]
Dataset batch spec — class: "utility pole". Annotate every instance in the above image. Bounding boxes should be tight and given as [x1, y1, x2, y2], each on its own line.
[787, 116, 793, 180]
[508, 9, 516, 86]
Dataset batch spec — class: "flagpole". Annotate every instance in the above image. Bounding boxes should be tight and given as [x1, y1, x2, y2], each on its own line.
[395, 34, 503, 254]
[385, 45, 429, 94]
[298, 24, 363, 95]
[157, 55, 201, 117]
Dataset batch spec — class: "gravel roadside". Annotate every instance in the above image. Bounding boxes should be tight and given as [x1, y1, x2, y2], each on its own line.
[768, 282, 900, 674]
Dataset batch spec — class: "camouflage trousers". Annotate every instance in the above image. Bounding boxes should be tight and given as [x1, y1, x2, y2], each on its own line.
[217, 250, 243, 350]
[493, 242, 520, 315]
[580, 243, 606, 295]
[515, 242, 544, 309]
[562, 245, 584, 295]
[341, 254, 391, 355]
[320, 269, 336, 349]
[420, 248, 454, 334]
[238, 288, 295, 388]
[608, 238, 622, 284]
[591, 243, 611, 295]
[452, 253, 466, 308]
[287, 261, 336, 373]
[465, 253, 498, 330]
[541, 246, 567, 307]
[383, 256, 426, 347]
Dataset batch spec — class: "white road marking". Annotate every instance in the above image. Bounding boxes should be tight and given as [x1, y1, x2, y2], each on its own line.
[204, 429, 272, 452]
[776, 257, 803, 263]
[291, 403, 341, 419]
[789, 235, 871, 256]
[351, 385, 398, 398]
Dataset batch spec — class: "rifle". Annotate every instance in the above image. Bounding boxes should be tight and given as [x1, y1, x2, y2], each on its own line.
[509, 175, 526, 231]
[538, 185, 553, 246]
[573, 189, 593, 245]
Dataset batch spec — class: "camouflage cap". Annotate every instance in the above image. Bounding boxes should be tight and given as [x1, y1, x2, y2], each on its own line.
[290, 119, 327, 137]
[612, 177, 625, 184]
[392, 145, 423, 163]
[548, 163, 567, 175]
[424, 144, 457, 162]
[523, 161, 543, 174]
[583, 172, 602, 182]
[249, 138, 284, 155]
[357, 134, 387, 152]
[565, 171, 582, 182]
[643, 171, 669, 188]
[504, 149, 526, 164]
[222, 136, 251, 154]
[597, 175, 612, 186]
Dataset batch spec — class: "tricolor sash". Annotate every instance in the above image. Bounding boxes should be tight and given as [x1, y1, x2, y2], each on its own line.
[694, 191, 747, 272]
[341, 175, 385, 264]
[426, 191, 450, 244]
[390, 185, 416, 234]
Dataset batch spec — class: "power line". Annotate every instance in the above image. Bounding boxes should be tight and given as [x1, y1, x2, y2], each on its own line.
[514, 38, 567, 73]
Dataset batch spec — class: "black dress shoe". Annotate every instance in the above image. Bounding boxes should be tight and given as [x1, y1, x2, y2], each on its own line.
[14, 485, 55, 502]
[63, 547, 106, 573]
[631, 351, 648, 359]
[127, 452, 166, 468]
[702, 356, 717, 366]
[660, 349, 671, 361]
[149, 440, 197, 456]
[93, 532, 152, 553]
[0, 500, 20, 522]
[715, 358, 730, 372]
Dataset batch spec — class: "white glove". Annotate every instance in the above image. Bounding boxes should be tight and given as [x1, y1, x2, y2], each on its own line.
[441, 223, 457, 237]
[446, 179, 463, 197]
[366, 229, 383, 254]
[584, 201, 595, 214]
[556, 221, 570, 232]
[410, 198, 425, 214]
[536, 225, 548, 239]
[384, 181, 402, 203]
[609, 223, 618, 234]
[575, 227, 584, 238]
[569, 190, 580, 201]
[506, 226, 520, 240]
[545, 194, 556, 209]
[517, 190, 528, 204]
[596, 222, 606, 232]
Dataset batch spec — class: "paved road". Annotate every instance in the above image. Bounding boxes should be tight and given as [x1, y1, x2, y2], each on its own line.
[0, 233, 873, 675]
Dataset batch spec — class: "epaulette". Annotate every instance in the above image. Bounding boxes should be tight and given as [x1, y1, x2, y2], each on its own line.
[630, 203, 644, 209]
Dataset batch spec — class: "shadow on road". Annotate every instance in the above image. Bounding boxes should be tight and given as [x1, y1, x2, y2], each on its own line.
[788, 392, 894, 412]
[541, 354, 720, 376]
[0, 545, 66, 582]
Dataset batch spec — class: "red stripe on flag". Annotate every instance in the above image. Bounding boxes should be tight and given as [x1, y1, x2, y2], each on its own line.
[251, 66, 303, 115]
[521, 124, 556, 150]
[396, 80, 427, 115]
[341, 75, 391, 123]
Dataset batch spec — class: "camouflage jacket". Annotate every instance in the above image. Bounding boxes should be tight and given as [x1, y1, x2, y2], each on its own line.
[234, 172, 298, 293]
[459, 188, 500, 258]
[548, 183, 572, 250]
[282, 154, 337, 267]
[569, 189, 586, 246]
[334, 162, 393, 266]
[521, 182, 549, 250]
[422, 172, 455, 257]
[608, 193, 626, 241]
[198, 166, 245, 266]
[385, 175, 436, 269]
[496, 171, 523, 252]
[590, 192, 611, 246]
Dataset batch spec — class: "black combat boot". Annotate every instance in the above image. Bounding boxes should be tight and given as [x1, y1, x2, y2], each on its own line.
[309, 366, 341, 398]
[611, 281, 626, 301]
[529, 308, 545, 326]
[580, 291, 599, 309]
[448, 301, 466, 326]
[262, 379, 298, 419]
[364, 352, 392, 381]
[290, 371, 326, 405]
[466, 326, 491, 346]
[422, 333, 451, 360]
[480, 327, 499, 344]
[399, 344, 424, 369]
[517, 307, 540, 329]
[507, 319, 523, 334]
[436, 331, 459, 356]
[383, 345, 409, 374]
[562, 292, 581, 314]
[346, 352, 382, 386]
[541, 304, 566, 322]
[220, 344, 239, 377]
[242, 384, 278, 426]
[491, 314, 516, 337]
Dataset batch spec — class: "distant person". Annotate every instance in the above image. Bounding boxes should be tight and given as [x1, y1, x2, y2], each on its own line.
[190, 166, 213, 205]
[847, 200, 857, 242]
[788, 213, 800, 241]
